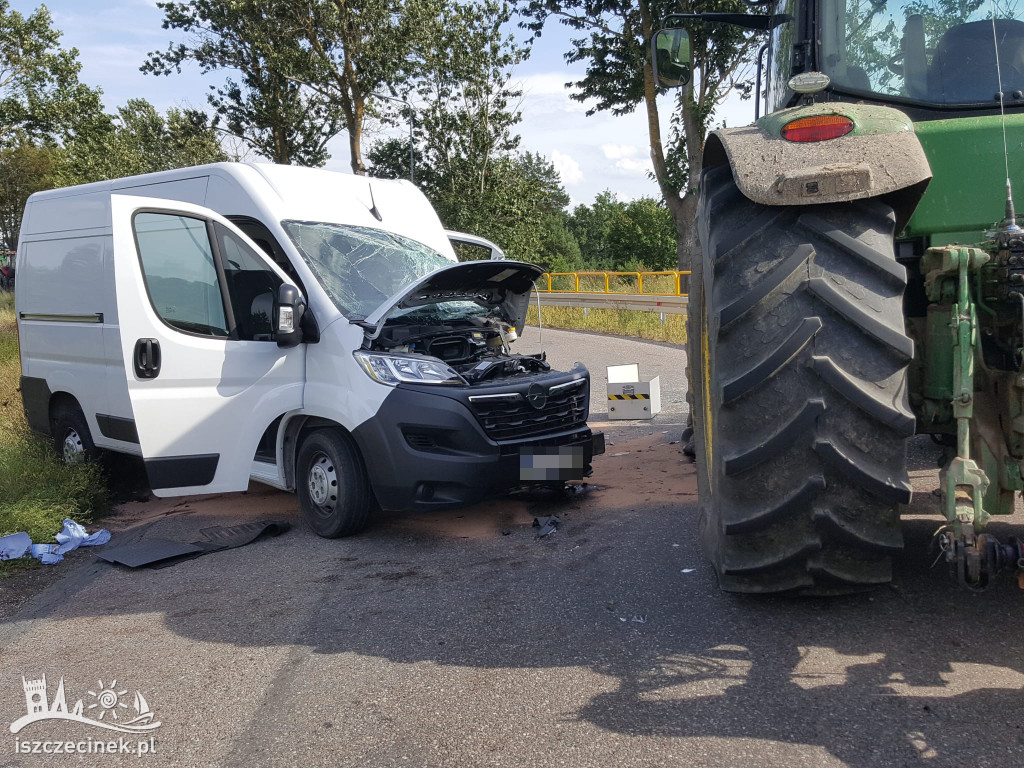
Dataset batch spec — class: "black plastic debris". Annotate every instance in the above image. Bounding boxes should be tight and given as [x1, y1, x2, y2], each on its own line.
[96, 520, 291, 568]
[533, 515, 561, 538]
[93, 538, 203, 568]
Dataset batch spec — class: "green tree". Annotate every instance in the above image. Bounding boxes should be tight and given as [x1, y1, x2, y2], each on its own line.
[536, 211, 584, 272]
[605, 196, 677, 270]
[519, 0, 757, 268]
[54, 99, 227, 186]
[567, 190, 620, 269]
[377, 0, 527, 200]
[0, 143, 53, 250]
[0, 0, 105, 148]
[369, 142, 578, 270]
[368, 0, 577, 266]
[567, 190, 675, 270]
[282, 0, 416, 174]
[143, 0, 344, 166]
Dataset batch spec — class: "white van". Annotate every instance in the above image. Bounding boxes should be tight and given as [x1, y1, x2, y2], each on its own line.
[16, 163, 603, 536]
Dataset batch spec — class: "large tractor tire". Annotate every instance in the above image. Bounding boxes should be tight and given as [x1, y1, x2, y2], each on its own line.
[691, 167, 915, 594]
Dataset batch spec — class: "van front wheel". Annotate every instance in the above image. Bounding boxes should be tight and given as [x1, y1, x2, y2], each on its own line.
[296, 428, 372, 538]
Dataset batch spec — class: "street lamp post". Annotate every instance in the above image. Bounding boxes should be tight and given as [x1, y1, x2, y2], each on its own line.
[371, 92, 415, 184]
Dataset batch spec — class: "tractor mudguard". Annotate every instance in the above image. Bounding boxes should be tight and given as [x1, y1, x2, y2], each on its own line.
[705, 102, 933, 231]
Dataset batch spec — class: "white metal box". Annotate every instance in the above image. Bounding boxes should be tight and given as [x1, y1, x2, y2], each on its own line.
[606, 363, 662, 420]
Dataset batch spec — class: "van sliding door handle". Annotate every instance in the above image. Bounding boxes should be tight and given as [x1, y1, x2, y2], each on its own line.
[134, 338, 161, 379]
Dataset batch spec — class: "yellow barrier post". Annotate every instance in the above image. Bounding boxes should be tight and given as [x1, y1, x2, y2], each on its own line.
[537, 271, 690, 296]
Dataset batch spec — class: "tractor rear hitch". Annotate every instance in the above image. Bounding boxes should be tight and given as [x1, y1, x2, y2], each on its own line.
[940, 531, 1024, 590]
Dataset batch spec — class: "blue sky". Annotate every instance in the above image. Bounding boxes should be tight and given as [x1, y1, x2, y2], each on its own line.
[14, 0, 753, 206]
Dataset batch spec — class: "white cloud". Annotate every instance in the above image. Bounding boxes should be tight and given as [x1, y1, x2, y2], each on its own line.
[551, 149, 583, 186]
[601, 143, 638, 161]
[598, 144, 652, 175]
[514, 72, 588, 118]
[515, 73, 579, 97]
[614, 156, 653, 174]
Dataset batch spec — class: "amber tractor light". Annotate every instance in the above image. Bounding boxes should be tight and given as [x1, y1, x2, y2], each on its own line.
[781, 115, 854, 142]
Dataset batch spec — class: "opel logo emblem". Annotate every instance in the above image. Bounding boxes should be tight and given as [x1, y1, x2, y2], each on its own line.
[526, 384, 548, 410]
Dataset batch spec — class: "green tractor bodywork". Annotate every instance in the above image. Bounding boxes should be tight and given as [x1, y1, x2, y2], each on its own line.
[658, 0, 1024, 590]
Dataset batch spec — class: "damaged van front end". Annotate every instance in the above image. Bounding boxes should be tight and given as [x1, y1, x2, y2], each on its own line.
[284, 220, 604, 512]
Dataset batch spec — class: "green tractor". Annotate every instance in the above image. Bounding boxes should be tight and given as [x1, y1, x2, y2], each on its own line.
[656, 0, 1024, 592]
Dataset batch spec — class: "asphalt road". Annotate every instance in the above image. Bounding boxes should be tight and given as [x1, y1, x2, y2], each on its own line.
[2, 329, 1024, 768]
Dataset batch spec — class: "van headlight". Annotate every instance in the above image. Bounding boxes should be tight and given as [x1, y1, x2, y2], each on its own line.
[354, 351, 465, 386]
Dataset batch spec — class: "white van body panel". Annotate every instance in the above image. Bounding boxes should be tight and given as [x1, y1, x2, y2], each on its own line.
[109, 195, 307, 496]
[301, 319, 390, 433]
[15, 219, 127, 452]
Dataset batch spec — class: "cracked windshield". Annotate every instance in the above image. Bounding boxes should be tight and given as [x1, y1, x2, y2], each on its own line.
[282, 221, 455, 319]
[823, 0, 1024, 104]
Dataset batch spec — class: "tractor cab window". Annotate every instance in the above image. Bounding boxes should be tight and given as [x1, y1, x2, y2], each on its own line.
[822, 0, 1024, 106]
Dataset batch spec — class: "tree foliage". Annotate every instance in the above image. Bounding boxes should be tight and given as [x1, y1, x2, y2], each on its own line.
[281, 0, 415, 174]
[143, 0, 344, 166]
[400, 0, 527, 193]
[518, 0, 757, 268]
[0, 143, 53, 250]
[0, 0, 105, 149]
[568, 191, 676, 271]
[54, 99, 227, 186]
[368, 0, 581, 268]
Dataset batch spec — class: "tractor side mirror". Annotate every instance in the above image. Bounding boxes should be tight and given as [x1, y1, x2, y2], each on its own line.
[653, 28, 692, 88]
[276, 283, 307, 348]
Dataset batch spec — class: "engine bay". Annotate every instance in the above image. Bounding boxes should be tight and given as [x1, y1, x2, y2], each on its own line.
[369, 314, 551, 384]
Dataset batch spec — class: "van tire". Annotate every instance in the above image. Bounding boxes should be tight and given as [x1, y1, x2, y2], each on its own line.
[51, 404, 100, 464]
[296, 428, 372, 538]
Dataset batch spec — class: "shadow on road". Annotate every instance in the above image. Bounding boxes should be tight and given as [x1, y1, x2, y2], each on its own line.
[7, 436, 1024, 766]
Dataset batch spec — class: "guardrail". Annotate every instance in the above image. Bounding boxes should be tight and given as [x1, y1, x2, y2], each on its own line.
[536, 291, 688, 315]
[539, 270, 691, 296]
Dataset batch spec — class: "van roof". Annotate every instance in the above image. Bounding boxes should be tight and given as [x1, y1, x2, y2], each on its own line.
[27, 161, 413, 204]
[22, 162, 453, 257]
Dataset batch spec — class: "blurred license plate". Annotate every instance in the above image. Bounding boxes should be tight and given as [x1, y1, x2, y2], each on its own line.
[519, 445, 586, 482]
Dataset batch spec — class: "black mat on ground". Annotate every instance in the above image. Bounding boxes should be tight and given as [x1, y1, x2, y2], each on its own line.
[96, 521, 292, 569]
[95, 538, 204, 568]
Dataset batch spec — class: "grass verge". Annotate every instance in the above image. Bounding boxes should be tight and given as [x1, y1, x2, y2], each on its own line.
[526, 305, 686, 345]
[0, 292, 107, 571]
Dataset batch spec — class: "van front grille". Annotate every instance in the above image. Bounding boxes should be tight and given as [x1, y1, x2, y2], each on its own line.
[469, 381, 588, 442]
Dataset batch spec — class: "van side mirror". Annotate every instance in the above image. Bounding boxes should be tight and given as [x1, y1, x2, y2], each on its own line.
[652, 28, 692, 88]
[276, 283, 306, 348]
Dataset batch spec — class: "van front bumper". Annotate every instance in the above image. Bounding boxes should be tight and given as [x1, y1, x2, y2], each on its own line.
[351, 378, 604, 512]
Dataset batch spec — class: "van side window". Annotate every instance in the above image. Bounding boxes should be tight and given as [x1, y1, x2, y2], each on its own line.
[214, 222, 283, 342]
[133, 212, 229, 336]
[226, 216, 303, 288]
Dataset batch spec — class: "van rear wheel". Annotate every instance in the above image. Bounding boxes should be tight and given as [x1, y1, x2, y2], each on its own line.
[51, 403, 100, 464]
[296, 428, 372, 538]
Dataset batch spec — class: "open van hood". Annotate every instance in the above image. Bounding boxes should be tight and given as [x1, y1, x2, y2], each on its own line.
[360, 260, 544, 337]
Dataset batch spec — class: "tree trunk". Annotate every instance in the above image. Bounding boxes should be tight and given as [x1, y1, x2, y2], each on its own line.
[348, 105, 365, 175]
[639, 0, 694, 271]
[272, 127, 290, 164]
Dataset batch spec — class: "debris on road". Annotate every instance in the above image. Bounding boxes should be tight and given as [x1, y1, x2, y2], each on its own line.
[533, 515, 561, 538]
[97, 520, 290, 568]
[0, 532, 31, 561]
[0, 520, 110, 565]
[681, 568, 696, 573]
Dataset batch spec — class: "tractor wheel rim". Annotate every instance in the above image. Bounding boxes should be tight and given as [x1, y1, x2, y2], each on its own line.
[63, 429, 85, 463]
[307, 453, 337, 511]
